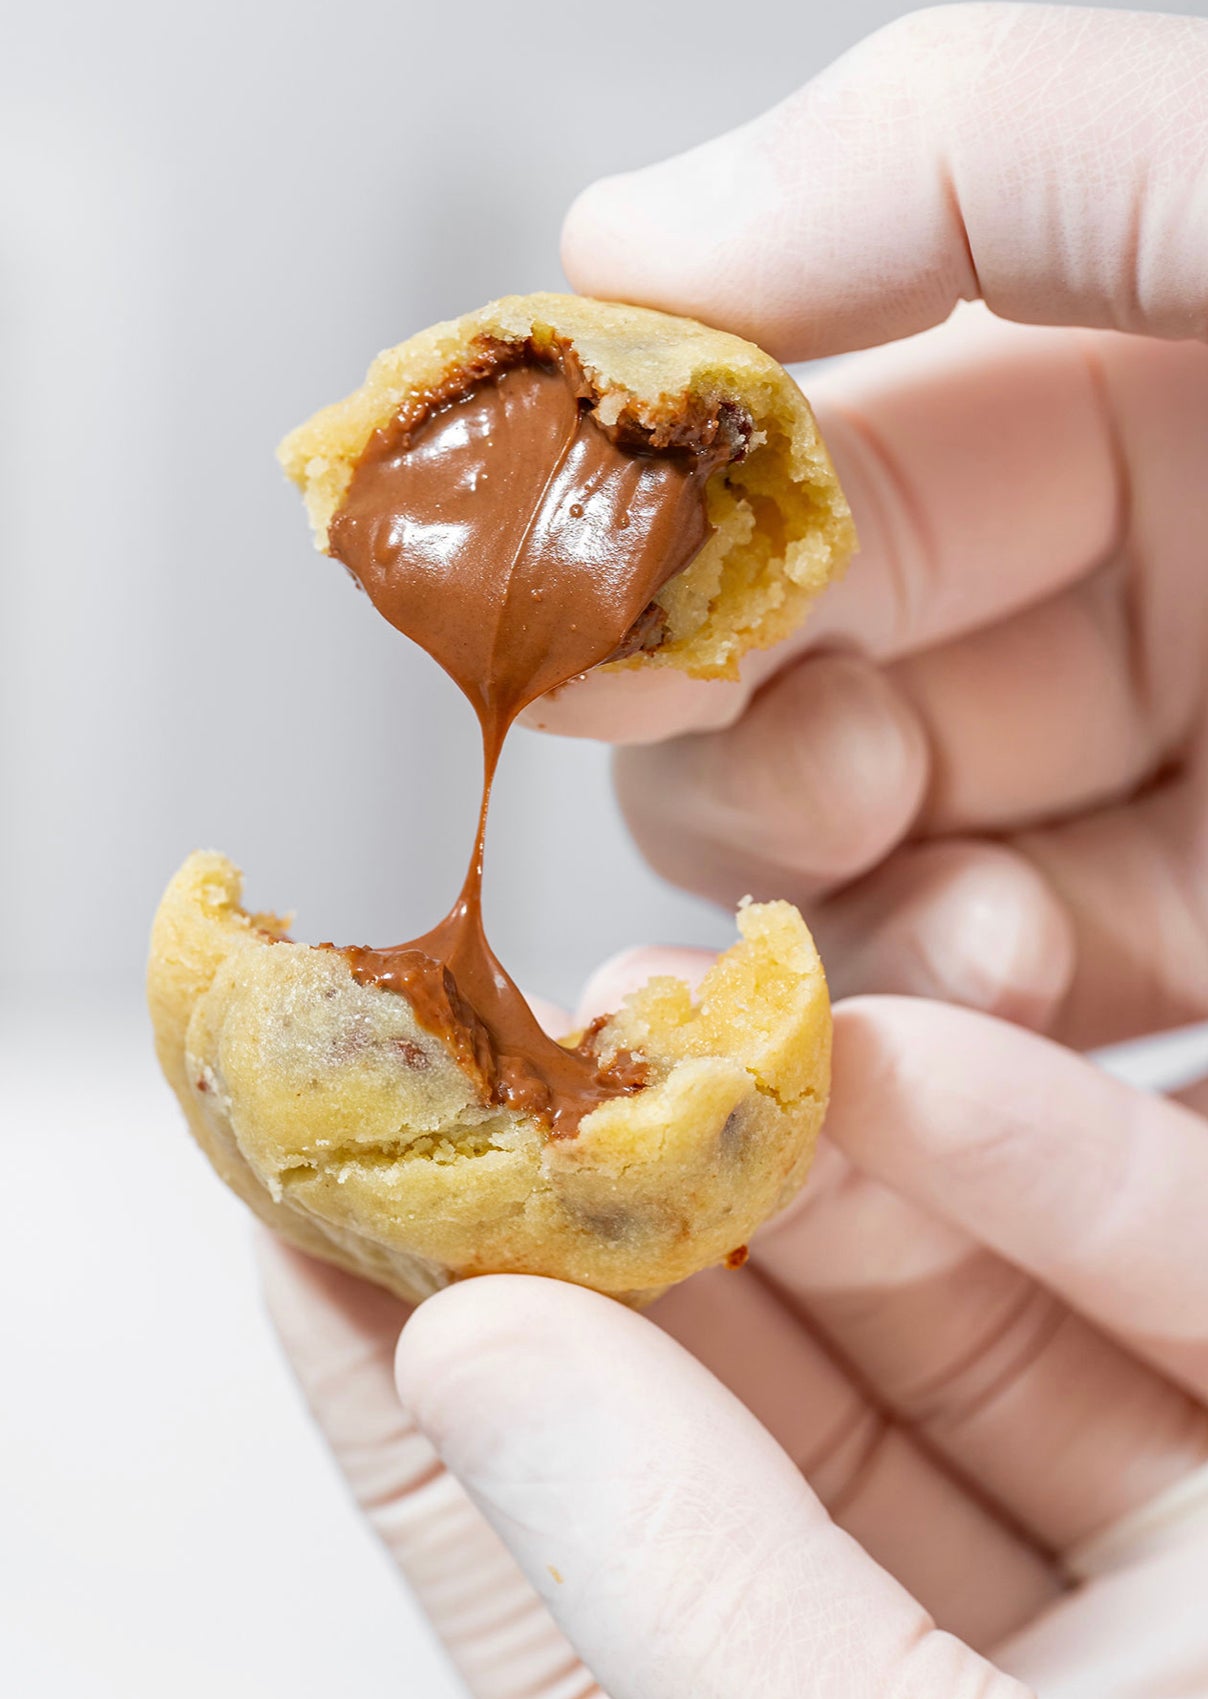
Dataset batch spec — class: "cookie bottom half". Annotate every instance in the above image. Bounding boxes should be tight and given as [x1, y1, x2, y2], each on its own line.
[148, 853, 830, 1306]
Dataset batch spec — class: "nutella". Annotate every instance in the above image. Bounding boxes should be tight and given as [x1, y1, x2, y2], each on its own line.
[328, 346, 736, 1135]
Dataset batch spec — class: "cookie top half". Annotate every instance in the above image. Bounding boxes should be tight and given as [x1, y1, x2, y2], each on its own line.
[278, 293, 856, 680]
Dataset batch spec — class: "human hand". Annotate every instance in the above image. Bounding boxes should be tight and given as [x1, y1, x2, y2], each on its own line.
[527, 3, 1208, 1051]
[261, 970, 1208, 1699]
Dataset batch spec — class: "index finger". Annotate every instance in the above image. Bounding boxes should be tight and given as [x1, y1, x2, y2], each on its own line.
[562, 5, 1208, 359]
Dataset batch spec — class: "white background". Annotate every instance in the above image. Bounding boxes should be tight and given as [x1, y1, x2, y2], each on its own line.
[2, 0, 1206, 1694]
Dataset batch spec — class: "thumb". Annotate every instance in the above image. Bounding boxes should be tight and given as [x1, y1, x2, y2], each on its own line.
[396, 1276, 1033, 1699]
[562, 3, 1208, 359]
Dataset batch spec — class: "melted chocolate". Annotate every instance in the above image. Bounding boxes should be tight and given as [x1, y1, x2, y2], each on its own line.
[329, 348, 733, 1135]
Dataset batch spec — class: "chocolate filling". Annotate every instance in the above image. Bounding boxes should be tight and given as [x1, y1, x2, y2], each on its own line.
[327, 340, 743, 1135]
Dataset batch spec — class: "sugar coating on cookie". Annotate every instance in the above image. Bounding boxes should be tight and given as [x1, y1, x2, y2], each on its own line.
[149, 853, 830, 1306]
[279, 293, 856, 681]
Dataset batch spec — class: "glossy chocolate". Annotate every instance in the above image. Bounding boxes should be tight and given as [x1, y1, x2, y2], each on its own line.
[329, 348, 733, 1134]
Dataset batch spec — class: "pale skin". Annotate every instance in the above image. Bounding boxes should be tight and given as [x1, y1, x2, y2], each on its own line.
[261, 7, 1208, 1695]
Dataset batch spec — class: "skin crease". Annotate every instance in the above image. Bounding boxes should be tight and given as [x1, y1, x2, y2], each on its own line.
[259, 8, 1208, 1697]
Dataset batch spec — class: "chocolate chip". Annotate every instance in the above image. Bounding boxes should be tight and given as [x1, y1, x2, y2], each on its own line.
[719, 1106, 752, 1163]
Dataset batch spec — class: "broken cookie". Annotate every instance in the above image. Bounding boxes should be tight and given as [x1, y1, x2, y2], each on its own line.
[279, 291, 855, 682]
[148, 293, 852, 1305]
[150, 854, 828, 1306]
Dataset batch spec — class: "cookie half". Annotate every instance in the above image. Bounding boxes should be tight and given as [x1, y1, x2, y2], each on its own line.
[279, 292, 856, 681]
[149, 853, 829, 1306]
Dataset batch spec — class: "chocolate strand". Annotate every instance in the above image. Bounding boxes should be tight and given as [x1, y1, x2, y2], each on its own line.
[331, 350, 733, 1134]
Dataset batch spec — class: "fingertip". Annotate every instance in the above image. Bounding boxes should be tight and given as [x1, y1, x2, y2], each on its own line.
[520, 665, 749, 744]
[395, 1275, 634, 1446]
[820, 842, 1076, 1029]
[574, 944, 716, 1026]
[396, 1275, 609, 1384]
[394, 1276, 506, 1434]
[825, 988, 1070, 1169]
[826, 992, 994, 1156]
[255, 1229, 312, 1336]
[614, 653, 930, 901]
[560, 148, 727, 317]
[521, 990, 573, 1039]
[560, 173, 638, 298]
[395, 1273, 961, 1699]
[777, 655, 930, 880]
[254, 1223, 299, 1288]
[560, 122, 828, 356]
[935, 849, 1076, 1030]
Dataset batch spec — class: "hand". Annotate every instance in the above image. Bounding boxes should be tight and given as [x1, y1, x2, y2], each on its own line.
[261, 975, 1208, 1698]
[525, 2, 1208, 1052]
[260, 10, 1208, 1695]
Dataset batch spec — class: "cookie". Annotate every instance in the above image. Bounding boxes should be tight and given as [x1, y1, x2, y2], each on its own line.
[279, 292, 855, 681]
[149, 853, 829, 1306]
[150, 293, 847, 1307]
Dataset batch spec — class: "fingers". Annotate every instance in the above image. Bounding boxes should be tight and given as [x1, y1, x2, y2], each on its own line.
[611, 326, 1128, 853]
[993, 1530, 1208, 1698]
[890, 577, 1165, 836]
[1014, 757, 1208, 1047]
[521, 665, 748, 745]
[751, 1142, 1208, 1558]
[615, 652, 1208, 1045]
[810, 841, 1076, 1031]
[649, 1261, 1060, 1650]
[808, 757, 1208, 1046]
[823, 999, 1208, 1402]
[538, 317, 1206, 758]
[523, 992, 574, 1040]
[598, 964, 1208, 1558]
[608, 332, 1208, 1039]
[563, 6, 1208, 356]
[801, 313, 1123, 662]
[576, 946, 1203, 1574]
[611, 660, 1084, 1028]
[259, 1237, 591, 1699]
[397, 1275, 1032, 1699]
[614, 652, 929, 899]
[257, 1233, 417, 1499]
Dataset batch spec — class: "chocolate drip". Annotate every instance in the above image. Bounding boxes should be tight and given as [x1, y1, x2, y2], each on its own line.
[329, 348, 735, 1135]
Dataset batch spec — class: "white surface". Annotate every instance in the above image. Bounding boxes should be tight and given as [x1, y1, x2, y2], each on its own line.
[0, 1010, 463, 1699]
